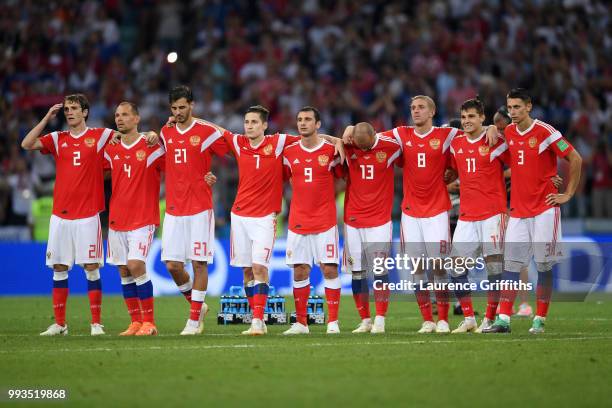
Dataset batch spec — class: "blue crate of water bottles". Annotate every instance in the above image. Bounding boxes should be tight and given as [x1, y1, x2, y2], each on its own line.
[289, 286, 326, 325]
[217, 286, 288, 325]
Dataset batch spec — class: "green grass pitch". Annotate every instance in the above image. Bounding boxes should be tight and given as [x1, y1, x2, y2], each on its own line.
[1, 295, 610, 407]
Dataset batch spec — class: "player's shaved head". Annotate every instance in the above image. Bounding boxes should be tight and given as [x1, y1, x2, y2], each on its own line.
[353, 122, 376, 150]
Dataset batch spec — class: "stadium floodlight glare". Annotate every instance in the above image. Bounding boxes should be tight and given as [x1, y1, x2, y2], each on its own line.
[167, 52, 178, 63]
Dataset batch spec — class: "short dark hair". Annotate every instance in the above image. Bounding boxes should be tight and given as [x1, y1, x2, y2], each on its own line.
[297, 106, 321, 122]
[169, 85, 193, 104]
[246, 105, 269, 122]
[118, 101, 139, 115]
[460, 97, 485, 115]
[507, 88, 531, 103]
[64, 94, 89, 119]
[495, 105, 511, 123]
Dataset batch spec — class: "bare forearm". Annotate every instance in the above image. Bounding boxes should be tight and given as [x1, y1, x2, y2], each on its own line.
[564, 152, 583, 197]
[21, 118, 49, 150]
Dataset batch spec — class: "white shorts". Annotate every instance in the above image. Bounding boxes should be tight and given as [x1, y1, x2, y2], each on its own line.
[450, 214, 507, 259]
[161, 209, 215, 264]
[286, 225, 339, 267]
[230, 212, 276, 268]
[107, 225, 156, 265]
[343, 221, 392, 273]
[504, 207, 563, 266]
[400, 211, 451, 258]
[46, 214, 103, 270]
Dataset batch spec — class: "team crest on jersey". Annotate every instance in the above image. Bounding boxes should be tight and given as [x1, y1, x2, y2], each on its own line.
[528, 136, 537, 148]
[190, 135, 201, 146]
[429, 138, 440, 150]
[84, 137, 95, 147]
[136, 150, 146, 161]
[263, 144, 273, 155]
[318, 155, 329, 166]
[479, 145, 489, 156]
[376, 151, 387, 163]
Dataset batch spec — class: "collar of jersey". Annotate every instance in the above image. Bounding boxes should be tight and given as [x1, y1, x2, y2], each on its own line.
[175, 120, 196, 135]
[69, 127, 89, 139]
[516, 119, 537, 136]
[121, 134, 143, 150]
[414, 126, 435, 138]
[465, 130, 486, 144]
[299, 138, 324, 152]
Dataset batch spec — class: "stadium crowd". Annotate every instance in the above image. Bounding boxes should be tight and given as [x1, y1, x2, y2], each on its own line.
[0, 0, 610, 236]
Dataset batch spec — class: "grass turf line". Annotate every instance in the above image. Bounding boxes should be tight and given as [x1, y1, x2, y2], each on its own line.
[0, 296, 610, 407]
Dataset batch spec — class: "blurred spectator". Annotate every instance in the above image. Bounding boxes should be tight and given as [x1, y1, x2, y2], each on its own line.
[0, 0, 610, 233]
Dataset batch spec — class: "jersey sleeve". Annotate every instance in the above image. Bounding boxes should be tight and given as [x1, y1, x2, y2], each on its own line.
[103, 149, 112, 170]
[147, 144, 166, 169]
[538, 125, 574, 158]
[548, 136, 575, 158]
[330, 156, 344, 178]
[222, 130, 238, 156]
[39, 132, 58, 156]
[490, 140, 510, 166]
[210, 131, 230, 157]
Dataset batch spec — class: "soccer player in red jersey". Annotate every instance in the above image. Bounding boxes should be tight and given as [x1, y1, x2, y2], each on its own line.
[484, 88, 582, 334]
[22, 94, 113, 336]
[341, 122, 401, 334]
[197, 105, 299, 335]
[447, 98, 510, 333]
[159, 86, 229, 335]
[376, 95, 498, 334]
[104, 102, 163, 336]
[282, 107, 344, 335]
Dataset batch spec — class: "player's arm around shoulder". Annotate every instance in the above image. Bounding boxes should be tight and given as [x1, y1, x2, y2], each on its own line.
[21, 103, 63, 151]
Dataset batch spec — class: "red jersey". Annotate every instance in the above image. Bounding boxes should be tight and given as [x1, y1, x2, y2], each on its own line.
[383, 126, 458, 217]
[450, 132, 509, 221]
[344, 135, 401, 228]
[160, 119, 228, 216]
[104, 135, 165, 231]
[505, 119, 574, 217]
[39, 127, 112, 219]
[283, 139, 343, 234]
[223, 131, 299, 217]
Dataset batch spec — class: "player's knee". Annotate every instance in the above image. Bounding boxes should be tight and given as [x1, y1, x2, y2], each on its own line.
[53, 264, 69, 272]
[322, 264, 338, 279]
[485, 259, 503, 276]
[127, 260, 145, 277]
[293, 264, 310, 281]
[536, 262, 554, 273]
[243, 267, 254, 282]
[166, 261, 183, 275]
[504, 260, 523, 273]
[352, 271, 367, 280]
[83, 263, 99, 272]
[118, 265, 131, 278]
